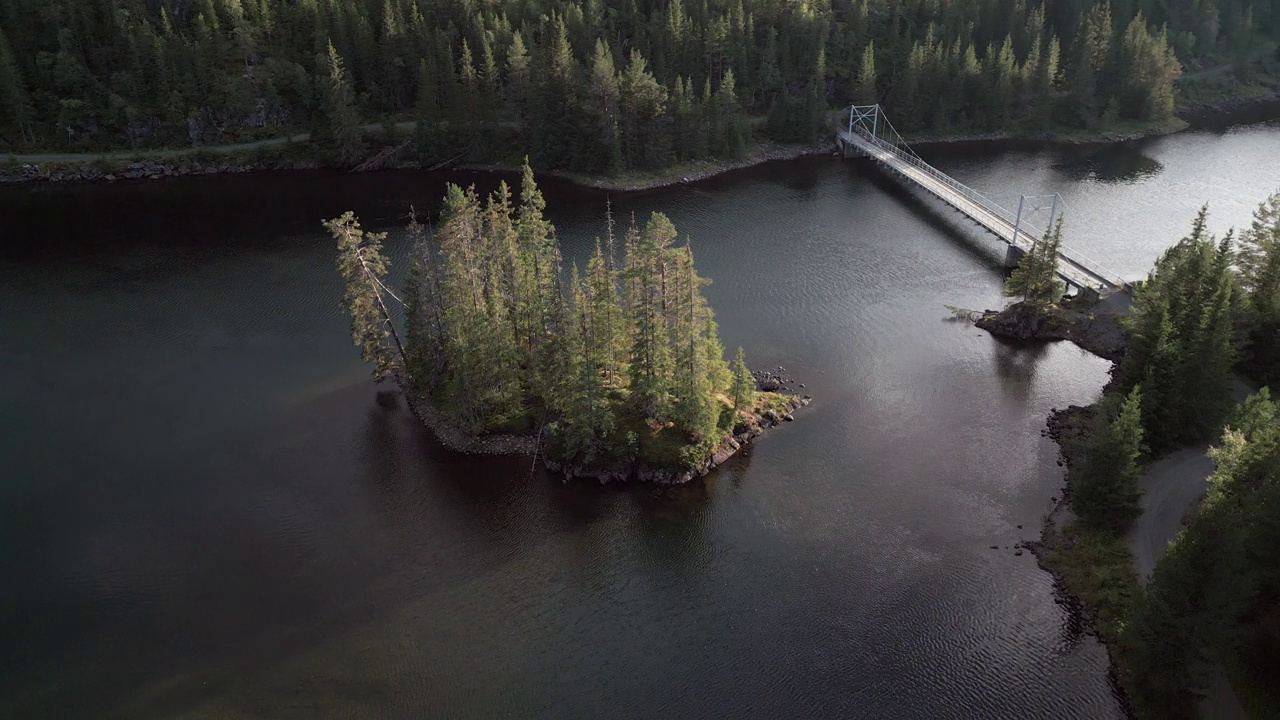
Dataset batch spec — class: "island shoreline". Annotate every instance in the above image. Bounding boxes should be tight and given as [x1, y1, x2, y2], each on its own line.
[393, 371, 811, 485]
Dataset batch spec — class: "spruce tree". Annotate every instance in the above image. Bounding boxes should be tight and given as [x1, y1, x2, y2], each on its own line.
[323, 40, 365, 166]
[582, 39, 623, 174]
[618, 49, 670, 170]
[1238, 191, 1280, 382]
[854, 41, 877, 105]
[1004, 216, 1065, 305]
[717, 68, 748, 158]
[624, 213, 677, 418]
[413, 58, 442, 162]
[730, 347, 755, 411]
[0, 24, 33, 146]
[1073, 386, 1146, 530]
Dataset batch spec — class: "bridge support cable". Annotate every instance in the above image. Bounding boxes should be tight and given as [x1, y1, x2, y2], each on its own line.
[840, 104, 1127, 295]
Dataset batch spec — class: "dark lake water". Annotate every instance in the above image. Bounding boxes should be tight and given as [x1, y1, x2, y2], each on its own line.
[2, 116, 1277, 719]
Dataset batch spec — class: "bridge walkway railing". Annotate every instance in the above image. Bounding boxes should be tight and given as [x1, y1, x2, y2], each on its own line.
[842, 124, 1129, 291]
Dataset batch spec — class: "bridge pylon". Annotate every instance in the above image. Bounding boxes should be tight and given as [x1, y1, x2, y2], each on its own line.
[836, 103, 1126, 297]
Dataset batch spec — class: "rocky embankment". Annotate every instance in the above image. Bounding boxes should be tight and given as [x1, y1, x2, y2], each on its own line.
[550, 369, 812, 485]
[394, 376, 538, 456]
[1, 158, 318, 183]
[974, 298, 1128, 362]
[394, 368, 810, 485]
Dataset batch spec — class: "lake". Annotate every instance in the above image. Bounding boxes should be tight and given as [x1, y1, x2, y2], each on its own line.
[2, 114, 1277, 718]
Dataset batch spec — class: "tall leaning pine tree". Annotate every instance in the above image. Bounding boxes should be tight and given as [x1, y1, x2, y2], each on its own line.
[329, 212, 401, 382]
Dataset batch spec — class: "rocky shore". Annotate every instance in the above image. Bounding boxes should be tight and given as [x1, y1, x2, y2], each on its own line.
[0, 157, 319, 183]
[6, 87, 1273, 188]
[974, 299, 1127, 630]
[393, 369, 810, 485]
[974, 297, 1128, 362]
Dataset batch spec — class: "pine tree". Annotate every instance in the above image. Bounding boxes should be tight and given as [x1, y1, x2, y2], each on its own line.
[328, 211, 401, 382]
[403, 207, 454, 395]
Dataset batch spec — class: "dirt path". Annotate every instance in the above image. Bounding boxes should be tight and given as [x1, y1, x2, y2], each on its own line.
[0, 121, 416, 164]
[1125, 378, 1256, 719]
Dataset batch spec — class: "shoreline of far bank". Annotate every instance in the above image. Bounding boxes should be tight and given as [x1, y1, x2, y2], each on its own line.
[3, 89, 1277, 190]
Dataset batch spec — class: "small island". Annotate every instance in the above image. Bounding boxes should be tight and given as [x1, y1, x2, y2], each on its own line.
[330, 161, 807, 483]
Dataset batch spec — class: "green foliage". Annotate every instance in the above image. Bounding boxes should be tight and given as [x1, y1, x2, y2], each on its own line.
[328, 211, 397, 382]
[1004, 215, 1066, 305]
[2, 0, 1265, 155]
[1118, 205, 1237, 450]
[322, 42, 365, 166]
[386, 163, 738, 468]
[730, 347, 755, 411]
[1072, 386, 1146, 530]
[1046, 520, 1140, 643]
[1118, 388, 1280, 716]
[1238, 191, 1280, 384]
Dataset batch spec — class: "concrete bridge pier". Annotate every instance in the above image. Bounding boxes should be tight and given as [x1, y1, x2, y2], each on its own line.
[838, 136, 864, 158]
[1003, 244, 1025, 268]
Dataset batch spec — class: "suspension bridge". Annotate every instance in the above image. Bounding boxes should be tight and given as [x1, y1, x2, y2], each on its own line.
[837, 105, 1127, 299]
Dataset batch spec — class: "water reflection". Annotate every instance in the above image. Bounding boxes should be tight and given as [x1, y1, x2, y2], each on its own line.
[993, 339, 1051, 402]
[1053, 146, 1165, 184]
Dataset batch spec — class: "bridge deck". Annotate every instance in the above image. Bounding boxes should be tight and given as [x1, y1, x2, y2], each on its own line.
[838, 128, 1122, 294]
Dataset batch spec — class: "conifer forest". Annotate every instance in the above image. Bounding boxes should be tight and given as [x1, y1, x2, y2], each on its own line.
[331, 162, 781, 474]
[2, 0, 1277, 170]
[998, 192, 1280, 715]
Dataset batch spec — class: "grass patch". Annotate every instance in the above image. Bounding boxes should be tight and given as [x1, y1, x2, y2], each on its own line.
[1046, 520, 1140, 644]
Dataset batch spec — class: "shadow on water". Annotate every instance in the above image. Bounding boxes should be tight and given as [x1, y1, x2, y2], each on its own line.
[1051, 146, 1164, 184]
[993, 338, 1051, 403]
[849, 159, 1006, 270]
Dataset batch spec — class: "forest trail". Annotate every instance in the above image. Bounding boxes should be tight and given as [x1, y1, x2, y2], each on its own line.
[1178, 43, 1277, 81]
[3, 118, 773, 166]
[0, 121, 416, 164]
[1126, 377, 1257, 719]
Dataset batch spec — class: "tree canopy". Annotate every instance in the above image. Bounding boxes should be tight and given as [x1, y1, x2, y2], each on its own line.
[3, 0, 1270, 168]
[337, 160, 773, 472]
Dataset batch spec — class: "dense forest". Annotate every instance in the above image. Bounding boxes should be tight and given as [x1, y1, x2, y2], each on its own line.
[1009, 191, 1280, 715]
[332, 161, 776, 472]
[2, 0, 1276, 171]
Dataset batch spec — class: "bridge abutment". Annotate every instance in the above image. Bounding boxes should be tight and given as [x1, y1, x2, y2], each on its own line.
[1003, 244, 1025, 268]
